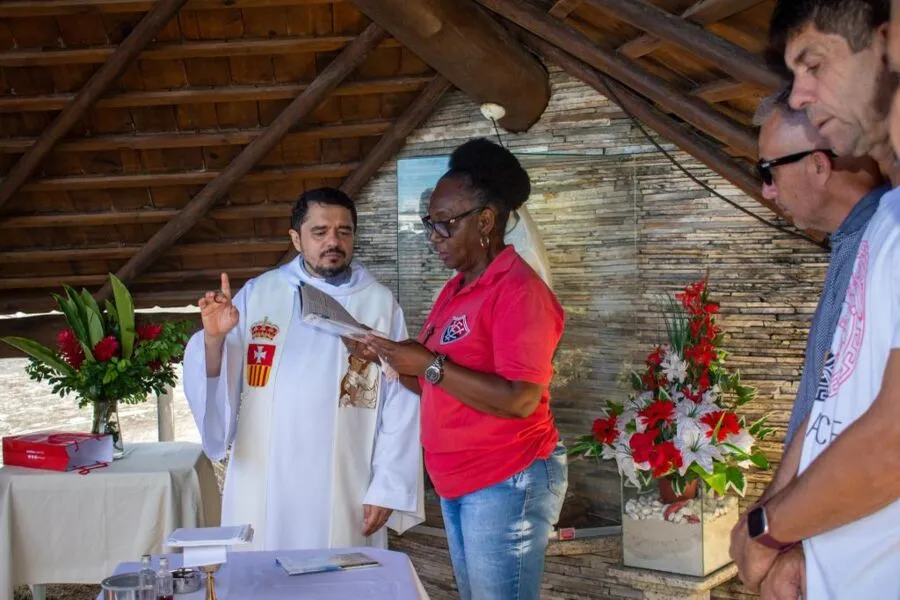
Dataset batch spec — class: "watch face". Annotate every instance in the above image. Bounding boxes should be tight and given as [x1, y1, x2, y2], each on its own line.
[424, 365, 440, 384]
[747, 507, 766, 538]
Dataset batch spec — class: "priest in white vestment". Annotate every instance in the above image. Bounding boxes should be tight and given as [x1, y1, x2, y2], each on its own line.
[183, 188, 424, 551]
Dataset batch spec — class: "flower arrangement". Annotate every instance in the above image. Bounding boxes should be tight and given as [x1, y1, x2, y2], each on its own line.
[571, 278, 772, 498]
[1, 274, 191, 447]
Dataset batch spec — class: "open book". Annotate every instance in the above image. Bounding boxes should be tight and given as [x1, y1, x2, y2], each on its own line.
[275, 552, 380, 576]
[299, 283, 376, 340]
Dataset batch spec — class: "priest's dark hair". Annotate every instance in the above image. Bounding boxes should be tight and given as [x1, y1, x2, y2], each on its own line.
[768, 0, 889, 73]
[291, 187, 358, 231]
[444, 137, 530, 234]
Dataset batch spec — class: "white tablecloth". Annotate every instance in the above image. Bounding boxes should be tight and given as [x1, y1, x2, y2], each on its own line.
[103, 548, 430, 600]
[0, 442, 220, 600]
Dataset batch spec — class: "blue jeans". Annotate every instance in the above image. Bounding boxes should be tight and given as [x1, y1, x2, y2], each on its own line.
[439, 444, 568, 600]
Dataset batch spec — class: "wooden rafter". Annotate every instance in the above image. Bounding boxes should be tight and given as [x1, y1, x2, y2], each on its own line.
[350, 0, 548, 131]
[279, 74, 453, 263]
[0, 76, 433, 113]
[0, 36, 401, 67]
[0, 0, 188, 212]
[0, 239, 290, 264]
[586, 0, 781, 89]
[476, 0, 757, 156]
[94, 23, 389, 302]
[0, 205, 291, 230]
[5, 268, 269, 292]
[549, 0, 584, 18]
[690, 79, 754, 103]
[0, 0, 336, 17]
[618, 0, 765, 59]
[524, 34, 826, 245]
[0, 121, 391, 153]
[21, 163, 359, 193]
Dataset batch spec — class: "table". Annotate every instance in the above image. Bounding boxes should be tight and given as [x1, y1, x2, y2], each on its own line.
[102, 548, 430, 600]
[0, 442, 220, 600]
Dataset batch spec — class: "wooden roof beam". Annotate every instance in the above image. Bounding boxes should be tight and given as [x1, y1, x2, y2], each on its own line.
[0, 0, 187, 213]
[476, 0, 757, 156]
[0, 120, 391, 153]
[21, 163, 358, 192]
[280, 74, 453, 263]
[524, 34, 825, 245]
[690, 79, 755, 103]
[549, 0, 584, 18]
[350, 0, 548, 132]
[4, 267, 269, 292]
[0, 205, 292, 230]
[94, 23, 388, 301]
[0, 239, 291, 264]
[0, 0, 338, 18]
[618, 0, 765, 59]
[0, 36, 401, 67]
[0, 76, 433, 113]
[587, 0, 781, 89]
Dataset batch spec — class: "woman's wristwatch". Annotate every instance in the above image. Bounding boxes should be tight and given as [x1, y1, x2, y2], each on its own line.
[747, 503, 794, 550]
[424, 353, 447, 384]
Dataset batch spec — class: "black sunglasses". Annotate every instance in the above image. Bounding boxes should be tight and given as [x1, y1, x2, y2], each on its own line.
[421, 206, 484, 238]
[756, 149, 836, 186]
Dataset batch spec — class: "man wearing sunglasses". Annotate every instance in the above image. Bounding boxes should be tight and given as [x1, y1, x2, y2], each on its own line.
[729, 92, 886, 595]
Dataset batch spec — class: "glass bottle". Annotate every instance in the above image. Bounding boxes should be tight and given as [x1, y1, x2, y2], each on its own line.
[156, 556, 174, 600]
[138, 554, 156, 600]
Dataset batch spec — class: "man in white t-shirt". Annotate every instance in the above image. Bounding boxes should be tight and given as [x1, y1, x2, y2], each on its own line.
[731, 189, 900, 597]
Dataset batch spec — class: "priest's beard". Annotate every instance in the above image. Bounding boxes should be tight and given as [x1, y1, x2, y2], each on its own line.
[306, 251, 351, 279]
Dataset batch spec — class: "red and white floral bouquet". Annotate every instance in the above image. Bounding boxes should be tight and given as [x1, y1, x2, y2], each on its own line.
[571, 278, 771, 498]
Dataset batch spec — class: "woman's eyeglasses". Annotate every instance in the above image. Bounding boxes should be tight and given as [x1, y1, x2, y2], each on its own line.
[756, 149, 836, 186]
[421, 207, 484, 238]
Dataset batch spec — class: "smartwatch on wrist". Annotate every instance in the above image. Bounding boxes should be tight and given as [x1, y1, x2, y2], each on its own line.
[747, 503, 793, 550]
[423, 353, 447, 385]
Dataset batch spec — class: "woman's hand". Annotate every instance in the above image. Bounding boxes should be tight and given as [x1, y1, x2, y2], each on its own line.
[363, 336, 434, 377]
[342, 337, 381, 365]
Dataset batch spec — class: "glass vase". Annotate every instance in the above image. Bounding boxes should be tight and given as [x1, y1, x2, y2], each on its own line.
[91, 399, 125, 459]
[621, 477, 739, 576]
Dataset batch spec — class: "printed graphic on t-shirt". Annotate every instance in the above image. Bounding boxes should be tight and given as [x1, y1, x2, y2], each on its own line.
[830, 241, 869, 399]
[440, 315, 471, 344]
[814, 351, 835, 403]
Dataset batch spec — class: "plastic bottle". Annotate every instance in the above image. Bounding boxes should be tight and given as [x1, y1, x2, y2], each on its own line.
[156, 556, 174, 600]
[138, 554, 156, 600]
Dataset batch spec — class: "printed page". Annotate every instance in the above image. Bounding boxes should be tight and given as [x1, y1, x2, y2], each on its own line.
[299, 283, 375, 340]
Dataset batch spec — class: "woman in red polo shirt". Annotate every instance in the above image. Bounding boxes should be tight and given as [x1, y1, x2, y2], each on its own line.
[365, 138, 567, 600]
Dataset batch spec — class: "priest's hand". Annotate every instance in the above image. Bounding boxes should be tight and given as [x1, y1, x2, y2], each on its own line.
[362, 504, 393, 537]
[362, 336, 433, 377]
[199, 273, 240, 341]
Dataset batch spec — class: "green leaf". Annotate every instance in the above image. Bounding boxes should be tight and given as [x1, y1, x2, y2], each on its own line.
[104, 300, 119, 324]
[630, 372, 642, 390]
[750, 452, 770, 470]
[1, 337, 74, 376]
[110, 274, 135, 359]
[702, 471, 728, 496]
[725, 466, 746, 496]
[722, 442, 751, 459]
[79, 290, 105, 345]
[55, 293, 90, 347]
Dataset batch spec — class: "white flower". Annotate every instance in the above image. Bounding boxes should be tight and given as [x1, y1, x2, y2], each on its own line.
[669, 386, 686, 403]
[702, 384, 721, 404]
[675, 425, 723, 476]
[616, 409, 645, 433]
[675, 398, 718, 432]
[723, 429, 755, 456]
[605, 434, 641, 488]
[661, 351, 688, 383]
[625, 391, 654, 412]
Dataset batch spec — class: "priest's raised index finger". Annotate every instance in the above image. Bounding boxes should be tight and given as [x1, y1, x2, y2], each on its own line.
[220, 272, 231, 299]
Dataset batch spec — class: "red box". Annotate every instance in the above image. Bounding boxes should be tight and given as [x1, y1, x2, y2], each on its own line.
[2, 432, 113, 471]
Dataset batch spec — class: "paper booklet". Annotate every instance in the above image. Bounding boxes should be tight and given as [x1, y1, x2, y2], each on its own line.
[275, 552, 380, 576]
[166, 525, 254, 547]
[299, 282, 375, 340]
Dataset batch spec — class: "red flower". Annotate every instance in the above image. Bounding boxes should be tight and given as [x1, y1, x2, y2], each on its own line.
[705, 302, 719, 315]
[57, 328, 85, 369]
[93, 336, 119, 362]
[149, 359, 163, 372]
[137, 324, 162, 341]
[592, 416, 618, 445]
[647, 346, 664, 367]
[682, 385, 703, 403]
[638, 399, 675, 429]
[686, 343, 716, 368]
[630, 428, 660, 464]
[697, 370, 711, 392]
[648, 441, 683, 477]
[700, 411, 741, 442]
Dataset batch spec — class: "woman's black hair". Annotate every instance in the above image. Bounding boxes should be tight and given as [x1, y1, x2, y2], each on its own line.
[444, 138, 530, 233]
